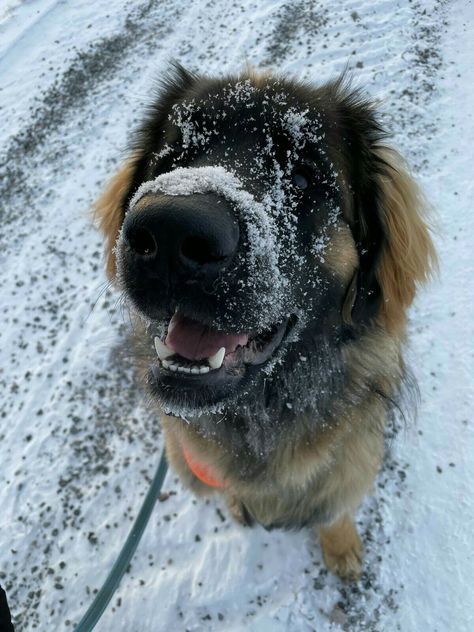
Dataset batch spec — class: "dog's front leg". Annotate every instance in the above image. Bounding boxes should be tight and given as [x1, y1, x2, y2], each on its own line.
[319, 513, 363, 580]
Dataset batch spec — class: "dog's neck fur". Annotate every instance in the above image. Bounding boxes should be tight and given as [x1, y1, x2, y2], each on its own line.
[153, 326, 404, 466]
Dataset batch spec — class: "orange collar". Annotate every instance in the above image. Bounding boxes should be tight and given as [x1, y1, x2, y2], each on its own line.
[182, 445, 226, 488]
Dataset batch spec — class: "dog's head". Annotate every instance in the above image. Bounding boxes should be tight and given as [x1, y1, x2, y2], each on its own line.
[96, 66, 435, 422]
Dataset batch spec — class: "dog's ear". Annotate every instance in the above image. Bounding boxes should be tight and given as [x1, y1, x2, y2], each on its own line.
[331, 82, 437, 334]
[370, 148, 437, 333]
[93, 156, 139, 281]
[129, 63, 199, 157]
[348, 147, 437, 335]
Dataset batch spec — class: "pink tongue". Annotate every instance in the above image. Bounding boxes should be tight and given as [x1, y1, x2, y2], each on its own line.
[165, 312, 249, 361]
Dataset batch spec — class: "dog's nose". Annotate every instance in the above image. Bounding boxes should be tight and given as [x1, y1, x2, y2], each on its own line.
[122, 193, 239, 280]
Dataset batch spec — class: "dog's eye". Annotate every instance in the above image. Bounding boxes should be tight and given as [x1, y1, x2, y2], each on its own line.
[291, 171, 309, 190]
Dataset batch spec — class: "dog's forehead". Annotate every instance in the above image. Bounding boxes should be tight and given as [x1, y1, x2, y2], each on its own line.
[167, 78, 327, 150]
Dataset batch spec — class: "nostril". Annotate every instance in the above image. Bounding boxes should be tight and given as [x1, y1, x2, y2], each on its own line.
[126, 226, 157, 257]
[181, 236, 226, 266]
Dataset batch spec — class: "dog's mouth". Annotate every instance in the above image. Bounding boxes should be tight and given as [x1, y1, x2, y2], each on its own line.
[152, 311, 294, 380]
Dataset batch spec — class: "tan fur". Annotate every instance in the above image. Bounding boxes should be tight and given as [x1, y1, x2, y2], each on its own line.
[94, 79, 436, 581]
[374, 148, 438, 334]
[161, 387, 383, 580]
[320, 514, 363, 580]
[155, 326, 395, 578]
[226, 496, 251, 526]
[93, 156, 140, 280]
[96, 149, 412, 578]
[160, 417, 222, 496]
[159, 328, 395, 517]
[323, 222, 359, 325]
[323, 222, 359, 281]
[243, 64, 273, 88]
[161, 408, 383, 526]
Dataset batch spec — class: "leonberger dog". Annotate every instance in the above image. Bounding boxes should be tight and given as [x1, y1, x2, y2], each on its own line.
[95, 65, 436, 579]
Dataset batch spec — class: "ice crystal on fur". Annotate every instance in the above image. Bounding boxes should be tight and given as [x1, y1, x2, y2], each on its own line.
[129, 165, 289, 327]
[115, 79, 378, 428]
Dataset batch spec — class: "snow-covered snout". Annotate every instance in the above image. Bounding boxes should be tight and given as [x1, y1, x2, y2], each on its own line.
[116, 164, 300, 409]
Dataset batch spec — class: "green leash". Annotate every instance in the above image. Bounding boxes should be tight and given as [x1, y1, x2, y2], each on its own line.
[74, 451, 168, 631]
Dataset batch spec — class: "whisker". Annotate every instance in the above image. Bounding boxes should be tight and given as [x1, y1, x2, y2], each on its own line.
[83, 280, 113, 324]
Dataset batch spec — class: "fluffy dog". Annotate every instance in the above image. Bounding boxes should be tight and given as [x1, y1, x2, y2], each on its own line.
[95, 65, 436, 579]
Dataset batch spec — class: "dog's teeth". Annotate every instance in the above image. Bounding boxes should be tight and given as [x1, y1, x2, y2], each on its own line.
[177, 366, 192, 374]
[154, 337, 175, 360]
[208, 347, 225, 370]
[161, 358, 211, 375]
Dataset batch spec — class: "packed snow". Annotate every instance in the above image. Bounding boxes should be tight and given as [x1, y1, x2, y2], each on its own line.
[0, 0, 472, 631]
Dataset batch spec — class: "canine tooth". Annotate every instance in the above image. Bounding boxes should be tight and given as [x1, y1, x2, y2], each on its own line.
[162, 359, 171, 369]
[199, 366, 210, 374]
[208, 347, 225, 370]
[169, 365, 178, 372]
[154, 337, 175, 360]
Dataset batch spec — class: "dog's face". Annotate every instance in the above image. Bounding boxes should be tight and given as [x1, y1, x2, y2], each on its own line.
[98, 67, 434, 426]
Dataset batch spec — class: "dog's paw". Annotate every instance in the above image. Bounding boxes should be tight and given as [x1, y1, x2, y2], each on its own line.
[319, 515, 363, 581]
[322, 541, 362, 581]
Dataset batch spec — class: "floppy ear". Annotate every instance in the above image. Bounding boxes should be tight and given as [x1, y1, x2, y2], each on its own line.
[348, 147, 437, 335]
[372, 148, 437, 334]
[331, 81, 437, 335]
[93, 157, 138, 281]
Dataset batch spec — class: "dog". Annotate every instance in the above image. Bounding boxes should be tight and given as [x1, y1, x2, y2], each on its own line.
[95, 65, 436, 580]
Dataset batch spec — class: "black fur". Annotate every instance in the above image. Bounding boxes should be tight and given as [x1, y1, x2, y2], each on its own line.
[117, 65, 404, 459]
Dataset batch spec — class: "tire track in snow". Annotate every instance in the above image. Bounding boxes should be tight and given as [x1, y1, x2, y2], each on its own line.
[0, 0, 180, 227]
[261, 0, 330, 67]
[0, 2, 182, 629]
[0, 0, 63, 60]
[312, 2, 449, 630]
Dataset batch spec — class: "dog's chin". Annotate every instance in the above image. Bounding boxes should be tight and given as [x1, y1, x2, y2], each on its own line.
[148, 363, 246, 416]
[146, 315, 296, 418]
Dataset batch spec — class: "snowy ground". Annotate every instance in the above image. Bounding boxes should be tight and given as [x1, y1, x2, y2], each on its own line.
[0, 0, 473, 630]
